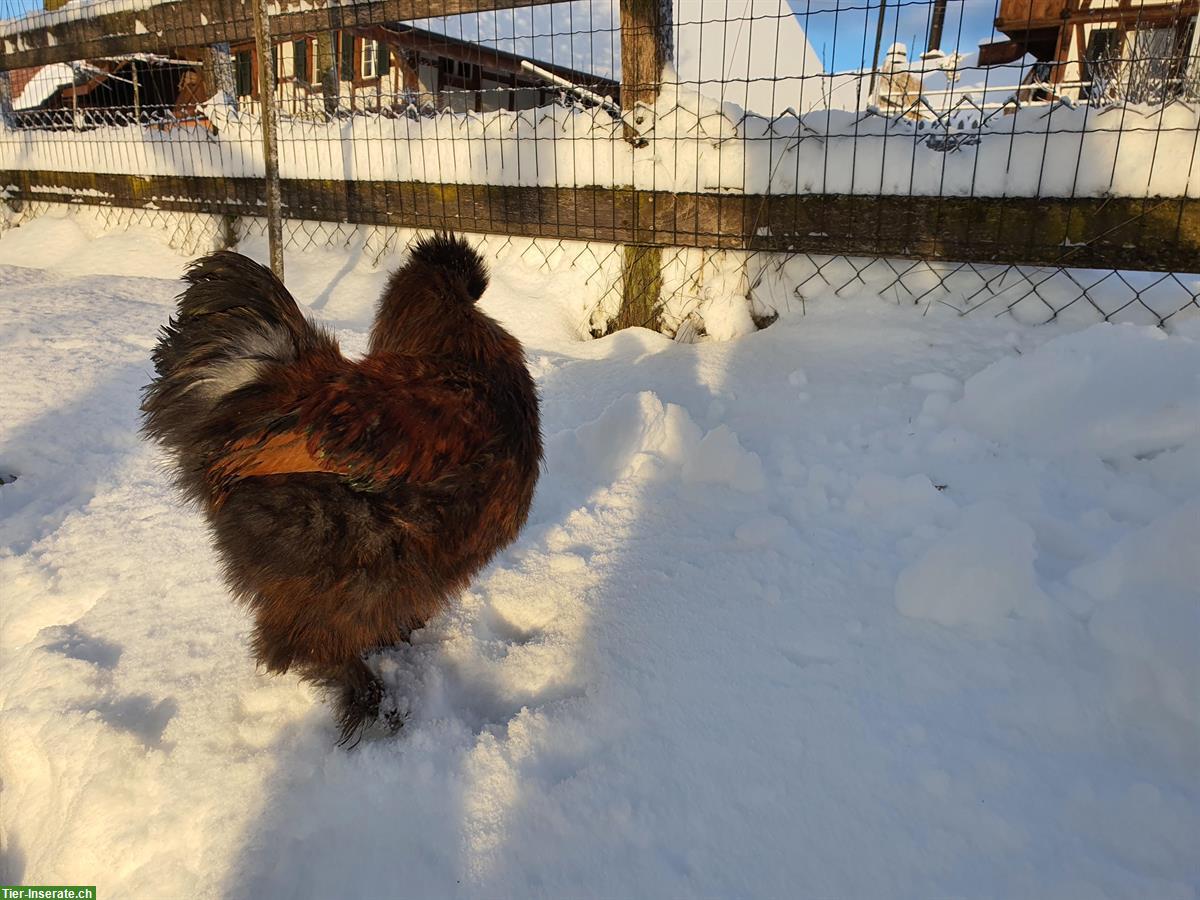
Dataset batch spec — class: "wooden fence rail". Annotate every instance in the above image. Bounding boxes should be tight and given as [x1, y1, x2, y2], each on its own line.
[5, 168, 1197, 271]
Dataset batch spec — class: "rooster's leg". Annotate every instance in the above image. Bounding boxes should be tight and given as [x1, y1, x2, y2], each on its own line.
[306, 656, 386, 747]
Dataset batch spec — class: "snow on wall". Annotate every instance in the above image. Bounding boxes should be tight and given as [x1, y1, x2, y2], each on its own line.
[3, 88, 1198, 198]
[672, 0, 824, 118]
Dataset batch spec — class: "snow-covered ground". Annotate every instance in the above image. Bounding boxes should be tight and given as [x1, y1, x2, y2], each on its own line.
[1, 213, 1198, 898]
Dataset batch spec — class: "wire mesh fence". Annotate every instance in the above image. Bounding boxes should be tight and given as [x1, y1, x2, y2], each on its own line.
[2, 0, 1199, 335]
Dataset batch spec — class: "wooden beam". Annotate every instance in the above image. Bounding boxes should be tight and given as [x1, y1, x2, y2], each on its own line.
[619, 0, 671, 147]
[251, 0, 283, 278]
[614, 0, 672, 333]
[3, 170, 1197, 273]
[1, 0, 561, 71]
[996, 0, 1199, 33]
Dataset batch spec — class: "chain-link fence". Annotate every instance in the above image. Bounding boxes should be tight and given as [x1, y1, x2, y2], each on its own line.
[2, 0, 1199, 335]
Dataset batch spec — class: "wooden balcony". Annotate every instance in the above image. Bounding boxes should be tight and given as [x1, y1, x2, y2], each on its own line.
[996, 0, 1197, 35]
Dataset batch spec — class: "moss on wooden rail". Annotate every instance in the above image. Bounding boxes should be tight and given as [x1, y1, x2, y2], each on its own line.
[3, 168, 1196, 272]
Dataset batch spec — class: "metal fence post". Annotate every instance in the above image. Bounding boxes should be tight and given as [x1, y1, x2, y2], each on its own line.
[252, 0, 285, 280]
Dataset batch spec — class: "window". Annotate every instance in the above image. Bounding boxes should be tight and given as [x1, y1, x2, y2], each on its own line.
[362, 39, 378, 80]
[275, 41, 293, 80]
[1130, 24, 1190, 101]
[1083, 28, 1122, 100]
[1185, 16, 1200, 98]
[480, 74, 505, 112]
[235, 50, 253, 97]
[1089, 23, 1196, 103]
[293, 38, 309, 83]
[358, 39, 389, 80]
[514, 79, 539, 111]
[418, 62, 437, 93]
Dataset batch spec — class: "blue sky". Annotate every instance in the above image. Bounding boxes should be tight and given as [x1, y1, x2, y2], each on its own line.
[4, 0, 41, 15]
[792, 0, 1002, 72]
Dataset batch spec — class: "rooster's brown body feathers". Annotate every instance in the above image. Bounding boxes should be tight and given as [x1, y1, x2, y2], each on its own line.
[142, 234, 542, 743]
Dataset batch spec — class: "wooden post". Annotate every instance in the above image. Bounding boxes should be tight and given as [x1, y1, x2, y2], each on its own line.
[868, 0, 888, 97]
[132, 62, 141, 122]
[0, 71, 12, 127]
[611, 245, 666, 332]
[71, 67, 80, 130]
[926, 0, 947, 53]
[204, 43, 237, 109]
[316, 31, 339, 117]
[611, 0, 672, 335]
[252, 0, 285, 280]
[619, 0, 671, 147]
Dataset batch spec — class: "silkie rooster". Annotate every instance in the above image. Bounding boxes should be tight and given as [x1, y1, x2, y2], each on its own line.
[142, 233, 543, 745]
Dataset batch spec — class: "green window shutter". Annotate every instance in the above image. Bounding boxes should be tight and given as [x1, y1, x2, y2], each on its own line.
[235, 50, 252, 96]
[340, 32, 355, 80]
[294, 39, 309, 82]
[378, 43, 390, 77]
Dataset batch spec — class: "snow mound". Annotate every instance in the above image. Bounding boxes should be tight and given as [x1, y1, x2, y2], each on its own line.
[552, 390, 702, 484]
[847, 472, 955, 531]
[952, 324, 1200, 459]
[681, 425, 765, 492]
[551, 391, 764, 493]
[896, 503, 1048, 628]
[910, 372, 961, 394]
[1071, 498, 1200, 741]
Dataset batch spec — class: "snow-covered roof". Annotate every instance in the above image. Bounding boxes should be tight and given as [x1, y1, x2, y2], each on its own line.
[12, 62, 75, 110]
[0, 0, 177, 39]
[674, 0, 825, 117]
[406, 3, 619, 80]
[409, 0, 824, 116]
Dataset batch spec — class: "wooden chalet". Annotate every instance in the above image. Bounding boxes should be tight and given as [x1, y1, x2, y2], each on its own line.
[981, 0, 1199, 100]
[225, 23, 618, 117]
[7, 16, 618, 126]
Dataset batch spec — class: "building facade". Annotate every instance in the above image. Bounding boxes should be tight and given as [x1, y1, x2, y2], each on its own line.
[224, 25, 617, 118]
[984, 0, 1199, 102]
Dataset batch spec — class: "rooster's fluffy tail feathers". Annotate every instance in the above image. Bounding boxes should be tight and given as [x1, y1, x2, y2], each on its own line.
[142, 252, 333, 481]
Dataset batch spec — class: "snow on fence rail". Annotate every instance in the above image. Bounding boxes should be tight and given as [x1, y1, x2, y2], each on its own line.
[3, 92, 1199, 199]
